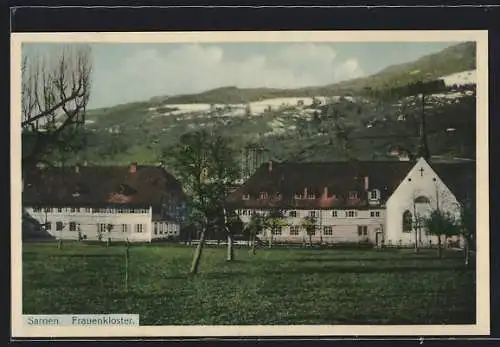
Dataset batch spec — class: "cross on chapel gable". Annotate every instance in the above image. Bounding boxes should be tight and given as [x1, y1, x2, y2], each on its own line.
[419, 167, 425, 177]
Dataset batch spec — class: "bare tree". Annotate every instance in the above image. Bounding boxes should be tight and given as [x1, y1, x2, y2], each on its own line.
[21, 44, 92, 171]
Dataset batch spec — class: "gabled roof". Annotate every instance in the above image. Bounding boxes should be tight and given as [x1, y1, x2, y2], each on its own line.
[226, 159, 476, 210]
[23, 164, 187, 209]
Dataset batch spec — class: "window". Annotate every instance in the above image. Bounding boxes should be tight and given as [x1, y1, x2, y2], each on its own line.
[70, 207, 80, 213]
[69, 222, 77, 231]
[159, 224, 164, 235]
[98, 223, 107, 233]
[370, 190, 379, 199]
[349, 191, 358, 199]
[242, 210, 248, 216]
[259, 192, 268, 199]
[44, 207, 52, 213]
[357, 225, 368, 236]
[56, 222, 64, 231]
[85, 208, 92, 213]
[243, 193, 250, 200]
[289, 211, 297, 218]
[332, 210, 338, 217]
[294, 194, 302, 200]
[57, 208, 63, 213]
[414, 196, 431, 204]
[135, 224, 144, 233]
[290, 226, 300, 236]
[271, 226, 282, 235]
[33, 207, 42, 212]
[122, 224, 128, 233]
[323, 226, 333, 236]
[402, 210, 413, 232]
[309, 210, 317, 217]
[45, 222, 52, 231]
[370, 211, 381, 217]
[346, 210, 358, 217]
[307, 194, 316, 200]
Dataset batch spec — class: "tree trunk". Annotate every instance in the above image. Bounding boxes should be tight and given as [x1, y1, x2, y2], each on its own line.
[268, 231, 273, 248]
[251, 232, 256, 255]
[222, 207, 234, 261]
[464, 238, 470, 267]
[190, 228, 206, 274]
[437, 235, 443, 258]
[309, 234, 313, 247]
[227, 234, 234, 261]
[414, 229, 419, 253]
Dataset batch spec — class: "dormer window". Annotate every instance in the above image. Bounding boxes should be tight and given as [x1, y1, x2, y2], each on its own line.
[348, 191, 359, 199]
[307, 194, 316, 200]
[369, 189, 380, 200]
[118, 183, 137, 196]
[242, 193, 250, 200]
[275, 193, 282, 200]
[259, 192, 268, 200]
[294, 193, 302, 200]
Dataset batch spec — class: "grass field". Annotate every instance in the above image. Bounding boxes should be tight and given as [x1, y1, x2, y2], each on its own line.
[22, 242, 476, 325]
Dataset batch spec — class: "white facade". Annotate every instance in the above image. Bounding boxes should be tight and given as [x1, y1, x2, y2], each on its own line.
[152, 220, 181, 239]
[25, 206, 180, 242]
[236, 208, 385, 244]
[385, 158, 462, 247]
[235, 158, 467, 247]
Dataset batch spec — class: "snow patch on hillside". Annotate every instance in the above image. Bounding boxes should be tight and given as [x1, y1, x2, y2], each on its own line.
[438, 69, 476, 87]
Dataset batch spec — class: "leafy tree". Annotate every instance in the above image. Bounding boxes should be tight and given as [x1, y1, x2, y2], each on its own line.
[246, 213, 266, 255]
[106, 223, 113, 247]
[264, 209, 287, 248]
[168, 129, 238, 274]
[423, 209, 460, 258]
[301, 215, 317, 247]
[458, 197, 476, 266]
[225, 211, 244, 260]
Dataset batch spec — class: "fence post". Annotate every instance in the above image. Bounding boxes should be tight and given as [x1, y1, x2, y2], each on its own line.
[124, 240, 129, 292]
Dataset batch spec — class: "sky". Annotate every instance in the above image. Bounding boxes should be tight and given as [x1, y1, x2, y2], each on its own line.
[22, 41, 458, 109]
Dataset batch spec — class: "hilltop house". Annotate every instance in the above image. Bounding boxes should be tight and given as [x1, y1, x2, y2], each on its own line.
[22, 162, 188, 242]
[226, 158, 475, 247]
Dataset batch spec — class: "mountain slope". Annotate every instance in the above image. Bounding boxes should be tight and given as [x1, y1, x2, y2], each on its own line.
[148, 41, 475, 105]
[49, 41, 476, 167]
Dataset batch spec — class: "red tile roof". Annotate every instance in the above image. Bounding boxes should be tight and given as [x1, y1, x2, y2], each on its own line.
[23, 164, 187, 211]
[227, 160, 475, 210]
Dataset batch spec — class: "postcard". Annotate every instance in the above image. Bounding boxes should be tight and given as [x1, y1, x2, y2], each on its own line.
[11, 30, 489, 338]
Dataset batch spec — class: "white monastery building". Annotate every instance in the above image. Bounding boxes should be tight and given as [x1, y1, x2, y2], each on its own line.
[227, 158, 475, 247]
[22, 162, 187, 242]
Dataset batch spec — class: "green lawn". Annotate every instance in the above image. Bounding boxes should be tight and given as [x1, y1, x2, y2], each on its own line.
[22, 242, 476, 325]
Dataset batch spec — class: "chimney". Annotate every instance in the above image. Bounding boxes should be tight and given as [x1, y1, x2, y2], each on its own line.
[323, 186, 328, 198]
[364, 176, 369, 191]
[130, 162, 137, 173]
[268, 160, 273, 172]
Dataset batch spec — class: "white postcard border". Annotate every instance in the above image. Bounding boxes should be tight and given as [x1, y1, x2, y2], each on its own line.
[11, 30, 490, 338]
